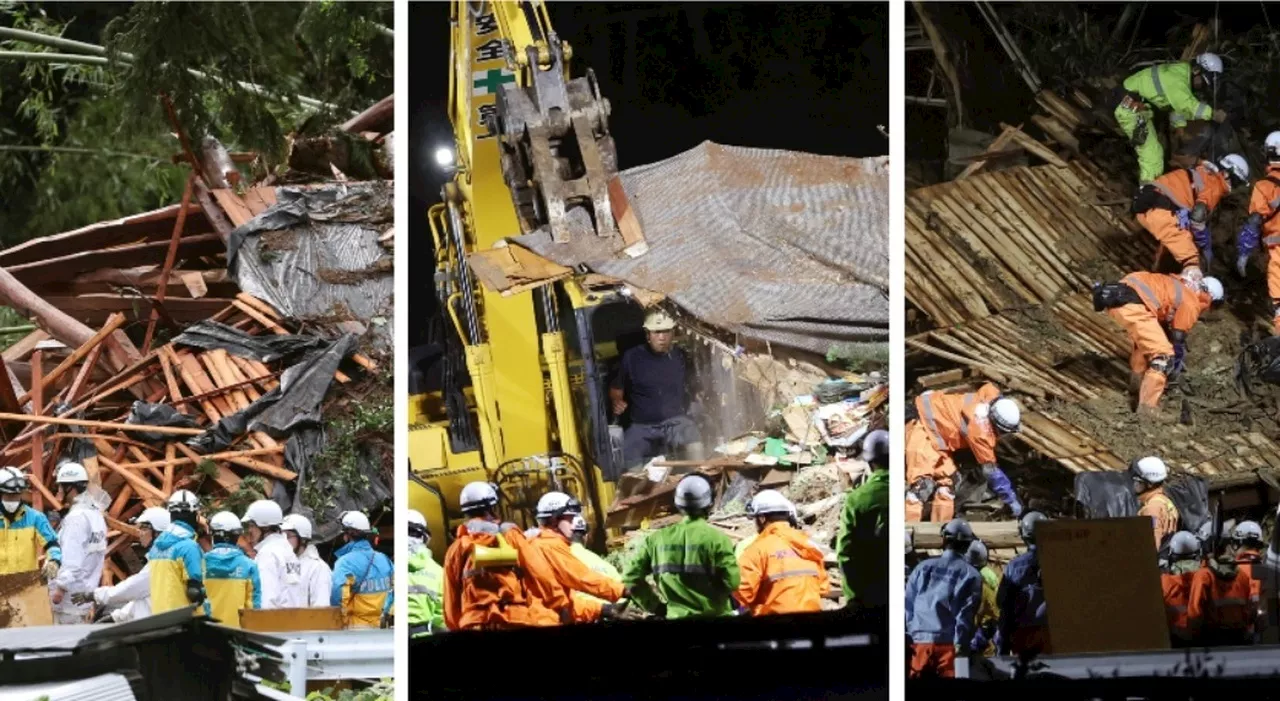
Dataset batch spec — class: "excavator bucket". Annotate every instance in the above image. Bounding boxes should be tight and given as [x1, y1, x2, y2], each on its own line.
[495, 39, 619, 243]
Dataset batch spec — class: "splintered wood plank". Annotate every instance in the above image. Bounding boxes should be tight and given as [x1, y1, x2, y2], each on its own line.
[163, 347, 223, 421]
[163, 443, 175, 495]
[228, 355, 279, 391]
[218, 354, 263, 401]
[29, 349, 43, 511]
[158, 351, 183, 403]
[174, 442, 242, 492]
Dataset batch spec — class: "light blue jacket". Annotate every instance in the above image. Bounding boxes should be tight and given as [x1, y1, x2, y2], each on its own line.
[905, 550, 982, 647]
[331, 540, 394, 626]
[147, 521, 204, 613]
[203, 543, 262, 623]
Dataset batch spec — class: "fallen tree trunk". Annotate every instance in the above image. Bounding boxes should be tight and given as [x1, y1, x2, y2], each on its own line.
[0, 266, 139, 373]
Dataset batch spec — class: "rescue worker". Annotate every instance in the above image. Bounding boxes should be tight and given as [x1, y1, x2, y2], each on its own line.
[905, 383, 1023, 522]
[407, 509, 444, 636]
[331, 511, 394, 627]
[1113, 53, 1226, 183]
[905, 527, 925, 579]
[966, 539, 1000, 656]
[1096, 271, 1224, 413]
[529, 492, 626, 623]
[1131, 456, 1180, 550]
[48, 463, 105, 624]
[149, 489, 205, 614]
[569, 516, 622, 580]
[996, 511, 1051, 657]
[442, 481, 570, 630]
[610, 310, 704, 469]
[241, 500, 304, 609]
[837, 428, 890, 608]
[0, 466, 60, 578]
[735, 490, 829, 616]
[1162, 531, 1203, 646]
[1231, 520, 1266, 639]
[1235, 132, 1280, 330]
[282, 514, 331, 607]
[202, 511, 260, 628]
[92, 506, 169, 622]
[622, 475, 740, 619]
[1188, 537, 1258, 646]
[1130, 154, 1247, 278]
[905, 518, 982, 678]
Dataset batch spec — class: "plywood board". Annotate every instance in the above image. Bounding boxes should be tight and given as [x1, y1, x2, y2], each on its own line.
[240, 606, 344, 632]
[1037, 517, 1170, 654]
[0, 571, 53, 628]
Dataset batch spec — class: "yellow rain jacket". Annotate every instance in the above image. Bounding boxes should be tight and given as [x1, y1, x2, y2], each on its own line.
[203, 543, 261, 628]
[0, 503, 60, 575]
[148, 521, 204, 614]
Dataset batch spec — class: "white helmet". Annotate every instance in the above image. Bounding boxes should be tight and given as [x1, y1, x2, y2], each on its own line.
[965, 539, 988, 569]
[642, 310, 676, 332]
[536, 491, 583, 520]
[281, 513, 313, 540]
[1233, 520, 1264, 544]
[340, 510, 372, 532]
[571, 515, 588, 534]
[1130, 456, 1168, 485]
[1218, 153, 1249, 187]
[1202, 276, 1224, 303]
[135, 506, 171, 532]
[241, 499, 283, 528]
[674, 475, 713, 511]
[1195, 52, 1223, 74]
[167, 489, 200, 513]
[459, 481, 499, 512]
[55, 462, 89, 485]
[0, 466, 28, 495]
[1267, 132, 1280, 161]
[209, 511, 243, 536]
[747, 489, 795, 516]
[990, 398, 1021, 434]
[1169, 531, 1201, 558]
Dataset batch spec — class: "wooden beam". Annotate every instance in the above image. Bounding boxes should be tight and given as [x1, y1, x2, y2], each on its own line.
[6, 234, 225, 287]
[0, 412, 203, 436]
[0, 204, 211, 267]
[144, 174, 196, 354]
[15, 313, 125, 407]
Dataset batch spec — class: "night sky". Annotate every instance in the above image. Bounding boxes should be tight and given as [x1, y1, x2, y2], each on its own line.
[408, 2, 888, 347]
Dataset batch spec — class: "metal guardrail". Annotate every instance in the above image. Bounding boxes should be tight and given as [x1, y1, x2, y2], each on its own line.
[273, 628, 395, 694]
[959, 645, 1280, 680]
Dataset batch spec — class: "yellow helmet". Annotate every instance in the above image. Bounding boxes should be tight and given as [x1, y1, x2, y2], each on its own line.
[643, 310, 676, 332]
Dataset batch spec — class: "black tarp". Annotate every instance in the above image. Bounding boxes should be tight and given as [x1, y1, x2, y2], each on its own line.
[126, 402, 201, 445]
[1073, 472, 1139, 519]
[1163, 475, 1210, 538]
[172, 320, 327, 365]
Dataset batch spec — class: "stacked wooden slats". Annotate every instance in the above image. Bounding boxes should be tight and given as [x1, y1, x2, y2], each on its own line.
[0, 292, 320, 586]
[906, 161, 1146, 326]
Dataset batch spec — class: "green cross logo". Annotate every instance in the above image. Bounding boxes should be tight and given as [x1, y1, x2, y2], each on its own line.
[472, 68, 515, 96]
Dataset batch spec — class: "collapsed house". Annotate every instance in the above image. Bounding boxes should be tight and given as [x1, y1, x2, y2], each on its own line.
[0, 97, 394, 594]
[480, 141, 890, 597]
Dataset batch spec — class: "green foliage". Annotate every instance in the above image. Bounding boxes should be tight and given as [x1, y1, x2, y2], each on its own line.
[306, 679, 393, 701]
[302, 393, 393, 515]
[826, 342, 889, 372]
[1, 1, 391, 245]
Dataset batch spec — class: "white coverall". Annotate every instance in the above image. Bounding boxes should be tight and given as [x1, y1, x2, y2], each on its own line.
[51, 494, 107, 624]
[299, 543, 333, 607]
[255, 532, 305, 609]
[95, 563, 152, 621]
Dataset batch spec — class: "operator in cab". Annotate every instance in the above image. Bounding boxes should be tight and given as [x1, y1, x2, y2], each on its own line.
[610, 310, 704, 470]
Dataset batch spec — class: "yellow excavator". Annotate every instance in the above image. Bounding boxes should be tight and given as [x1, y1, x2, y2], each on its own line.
[409, 0, 642, 561]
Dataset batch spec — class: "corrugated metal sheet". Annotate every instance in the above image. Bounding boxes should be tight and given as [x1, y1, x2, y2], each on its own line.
[0, 674, 136, 701]
[517, 141, 888, 355]
[0, 623, 98, 654]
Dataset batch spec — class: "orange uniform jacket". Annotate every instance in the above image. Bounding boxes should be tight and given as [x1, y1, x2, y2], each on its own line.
[1188, 562, 1257, 639]
[1161, 570, 1195, 641]
[1150, 164, 1230, 214]
[735, 521, 830, 616]
[442, 519, 570, 631]
[527, 528, 624, 623]
[1121, 272, 1211, 334]
[913, 383, 1002, 465]
[1250, 166, 1280, 245]
[1137, 488, 1179, 550]
[1236, 550, 1265, 628]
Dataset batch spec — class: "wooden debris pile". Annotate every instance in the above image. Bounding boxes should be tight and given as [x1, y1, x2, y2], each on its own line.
[0, 291, 378, 586]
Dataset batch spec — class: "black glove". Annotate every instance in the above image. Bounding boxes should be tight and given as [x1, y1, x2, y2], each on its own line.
[186, 581, 206, 606]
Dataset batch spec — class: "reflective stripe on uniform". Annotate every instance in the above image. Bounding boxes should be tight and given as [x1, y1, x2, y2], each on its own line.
[653, 563, 715, 575]
[1194, 102, 1210, 120]
[766, 568, 821, 582]
[919, 392, 948, 450]
[1266, 235, 1280, 246]
[1150, 66, 1166, 100]
[408, 584, 436, 596]
[958, 393, 979, 442]
[1123, 274, 1163, 314]
[1167, 604, 1188, 612]
[1212, 597, 1249, 607]
[1171, 280, 1184, 317]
